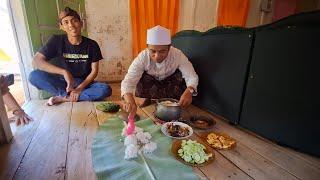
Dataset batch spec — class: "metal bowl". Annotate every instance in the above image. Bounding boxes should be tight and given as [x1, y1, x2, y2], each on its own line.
[154, 98, 181, 122]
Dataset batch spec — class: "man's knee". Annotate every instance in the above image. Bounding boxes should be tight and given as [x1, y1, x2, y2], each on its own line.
[95, 83, 112, 99]
[28, 70, 44, 86]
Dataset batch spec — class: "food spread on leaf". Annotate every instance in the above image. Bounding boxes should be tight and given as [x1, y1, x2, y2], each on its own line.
[206, 132, 236, 149]
[122, 123, 157, 160]
[96, 101, 120, 112]
[178, 140, 212, 164]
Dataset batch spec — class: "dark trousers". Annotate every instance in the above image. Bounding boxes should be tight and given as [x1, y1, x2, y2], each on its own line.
[135, 70, 186, 100]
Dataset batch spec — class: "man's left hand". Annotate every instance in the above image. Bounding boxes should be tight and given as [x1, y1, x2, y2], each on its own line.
[13, 109, 33, 126]
[179, 89, 192, 108]
[70, 88, 82, 102]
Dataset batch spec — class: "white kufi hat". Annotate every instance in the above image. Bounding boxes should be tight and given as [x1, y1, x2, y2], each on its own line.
[146, 25, 171, 45]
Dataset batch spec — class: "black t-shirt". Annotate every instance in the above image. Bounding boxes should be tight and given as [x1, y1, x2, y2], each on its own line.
[39, 34, 103, 79]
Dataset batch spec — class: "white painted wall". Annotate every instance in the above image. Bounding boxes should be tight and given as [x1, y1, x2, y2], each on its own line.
[85, 0, 132, 82]
[179, 0, 219, 32]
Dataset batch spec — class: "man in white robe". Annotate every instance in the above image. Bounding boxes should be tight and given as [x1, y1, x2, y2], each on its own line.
[121, 25, 199, 117]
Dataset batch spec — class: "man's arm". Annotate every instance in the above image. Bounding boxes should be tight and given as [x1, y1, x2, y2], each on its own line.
[76, 61, 99, 90]
[121, 53, 146, 117]
[33, 52, 65, 75]
[1, 75, 32, 125]
[122, 93, 137, 117]
[33, 35, 65, 75]
[33, 52, 74, 92]
[3, 92, 33, 125]
[177, 53, 199, 92]
[120, 54, 146, 97]
[69, 61, 99, 102]
[177, 50, 199, 107]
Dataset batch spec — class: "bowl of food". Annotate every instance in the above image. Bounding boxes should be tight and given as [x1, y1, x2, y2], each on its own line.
[171, 139, 214, 166]
[154, 98, 181, 122]
[189, 115, 216, 130]
[161, 122, 193, 139]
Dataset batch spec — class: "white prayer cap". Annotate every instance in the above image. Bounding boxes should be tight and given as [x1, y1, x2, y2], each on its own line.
[146, 25, 171, 45]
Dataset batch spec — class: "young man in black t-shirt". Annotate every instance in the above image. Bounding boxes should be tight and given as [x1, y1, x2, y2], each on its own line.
[29, 7, 111, 105]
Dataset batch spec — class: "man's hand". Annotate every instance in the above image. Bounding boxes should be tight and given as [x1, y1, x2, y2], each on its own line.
[123, 93, 137, 117]
[179, 88, 193, 108]
[70, 88, 82, 102]
[62, 70, 75, 93]
[13, 109, 33, 126]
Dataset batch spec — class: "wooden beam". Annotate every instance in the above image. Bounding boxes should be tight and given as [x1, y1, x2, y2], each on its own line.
[187, 105, 320, 180]
[66, 102, 98, 180]
[13, 102, 72, 179]
[0, 90, 13, 144]
[0, 100, 47, 180]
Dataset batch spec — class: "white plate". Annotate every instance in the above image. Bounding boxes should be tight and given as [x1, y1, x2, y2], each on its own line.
[161, 122, 193, 139]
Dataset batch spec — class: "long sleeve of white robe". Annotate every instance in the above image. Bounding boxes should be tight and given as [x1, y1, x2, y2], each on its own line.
[121, 46, 199, 97]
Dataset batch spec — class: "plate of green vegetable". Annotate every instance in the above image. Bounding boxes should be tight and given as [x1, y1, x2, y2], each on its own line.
[171, 139, 214, 167]
[96, 101, 121, 112]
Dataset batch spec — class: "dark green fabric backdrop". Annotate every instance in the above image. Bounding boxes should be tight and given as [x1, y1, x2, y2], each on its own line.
[172, 29, 253, 124]
[172, 10, 320, 157]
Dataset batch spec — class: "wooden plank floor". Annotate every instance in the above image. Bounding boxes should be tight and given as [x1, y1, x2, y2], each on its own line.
[1, 83, 319, 180]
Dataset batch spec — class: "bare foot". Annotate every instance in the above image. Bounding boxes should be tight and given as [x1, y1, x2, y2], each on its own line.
[46, 96, 68, 106]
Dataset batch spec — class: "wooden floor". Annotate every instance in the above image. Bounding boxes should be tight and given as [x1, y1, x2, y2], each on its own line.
[1, 83, 320, 180]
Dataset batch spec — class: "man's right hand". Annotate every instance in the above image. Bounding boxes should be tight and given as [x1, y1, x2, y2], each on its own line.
[123, 93, 137, 117]
[62, 70, 75, 93]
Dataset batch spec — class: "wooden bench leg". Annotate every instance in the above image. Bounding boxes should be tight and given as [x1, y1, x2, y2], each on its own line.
[0, 90, 13, 144]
